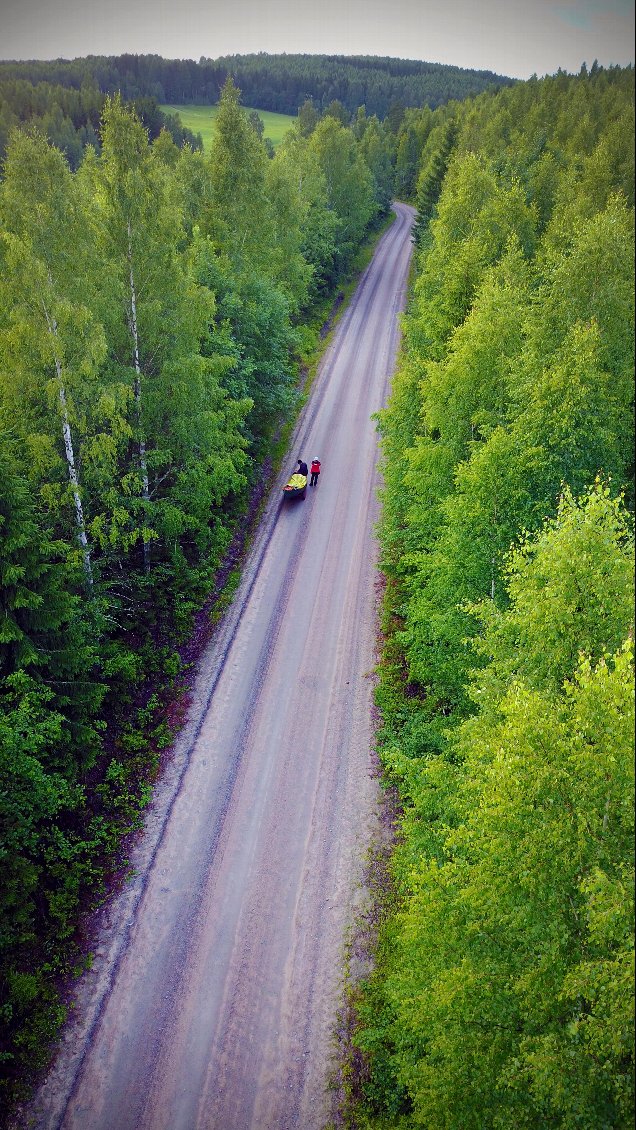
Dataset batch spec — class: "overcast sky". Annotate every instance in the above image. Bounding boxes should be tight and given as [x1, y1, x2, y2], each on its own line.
[0, 0, 633, 80]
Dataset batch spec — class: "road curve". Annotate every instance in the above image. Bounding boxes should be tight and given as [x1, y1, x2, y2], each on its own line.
[24, 202, 415, 1130]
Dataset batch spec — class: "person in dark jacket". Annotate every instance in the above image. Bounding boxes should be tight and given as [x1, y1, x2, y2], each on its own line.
[310, 458, 321, 486]
[297, 458, 308, 477]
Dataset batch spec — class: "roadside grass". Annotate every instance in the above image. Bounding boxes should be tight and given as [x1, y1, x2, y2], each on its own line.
[160, 103, 296, 149]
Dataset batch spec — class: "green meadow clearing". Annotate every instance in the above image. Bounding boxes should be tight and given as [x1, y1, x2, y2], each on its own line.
[160, 103, 296, 149]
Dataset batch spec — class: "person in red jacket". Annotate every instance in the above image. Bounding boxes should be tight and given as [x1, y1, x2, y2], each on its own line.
[310, 458, 321, 486]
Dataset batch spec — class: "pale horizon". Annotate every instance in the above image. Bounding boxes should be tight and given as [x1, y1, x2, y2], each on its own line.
[0, 0, 634, 82]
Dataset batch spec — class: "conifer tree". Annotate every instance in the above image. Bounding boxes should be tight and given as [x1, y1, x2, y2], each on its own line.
[412, 116, 458, 243]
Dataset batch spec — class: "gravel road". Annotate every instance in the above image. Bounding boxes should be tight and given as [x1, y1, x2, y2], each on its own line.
[23, 202, 415, 1130]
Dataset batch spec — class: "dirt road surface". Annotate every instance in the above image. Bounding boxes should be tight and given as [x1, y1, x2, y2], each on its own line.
[23, 202, 415, 1130]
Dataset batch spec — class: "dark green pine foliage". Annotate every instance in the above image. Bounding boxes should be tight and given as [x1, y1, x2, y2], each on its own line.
[0, 444, 98, 713]
[0, 444, 104, 1098]
[0, 78, 201, 167]
[412, 116, 458, 242]
[0, 53, 514, 119]
[0, 447, 103, 770]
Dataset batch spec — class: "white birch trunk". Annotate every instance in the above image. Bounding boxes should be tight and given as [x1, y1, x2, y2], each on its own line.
[127, 221, 151, 573]
[43, 300, 93, 587]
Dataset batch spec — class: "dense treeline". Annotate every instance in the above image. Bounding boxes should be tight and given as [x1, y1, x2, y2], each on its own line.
[0, 77, 202, 169]
[0, 78, 382, 1108]
[201, 54, 513, 117]
[0, 51, 513, 119]
[348, 64, 635, 1127]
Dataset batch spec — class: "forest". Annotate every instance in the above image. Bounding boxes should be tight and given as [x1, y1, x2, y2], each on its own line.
[0, 51, 514, 173]
[0, 50, 513, 129]
[0, 53, 633, 1125]
[346, 62, 635, 1129]
[0, 76, 383, 1110]
[0, 76, 202, 169]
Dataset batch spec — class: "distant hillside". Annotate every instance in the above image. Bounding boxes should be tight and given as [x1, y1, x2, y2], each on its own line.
[203, 53, 515, 116]
[0, 52, 515, 119]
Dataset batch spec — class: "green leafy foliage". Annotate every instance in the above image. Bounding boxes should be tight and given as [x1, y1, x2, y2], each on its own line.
[308, 116, 377, 271]
[0, 70, 381, 1109]
[353, 63, 635, 1129]
[360, 489, 634, 1130]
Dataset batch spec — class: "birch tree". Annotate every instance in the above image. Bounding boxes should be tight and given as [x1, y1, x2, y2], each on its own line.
[88, 96, 250, 576]
[206, 78, 274, 277]
[0, 130, 105, 585]
[371, 488, 634, 1130]
[274, 129, 339, 300]
[84, 97, 164, 571]
[308, 116, 376, 269]
[197, 80, 301, 446]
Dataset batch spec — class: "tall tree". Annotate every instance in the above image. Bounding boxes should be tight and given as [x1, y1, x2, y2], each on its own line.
[199, 79, 303, 445]
[309, 116, 376, 269]
[274, 128, 339, 300]
[0, 129, 106, 585]
[206, 77, 274, 276]
[360, 115, 396, 214]
[88, 95, 162, 571]
[357, 488, 635, 1130]
[85, 95, 250, 579]
[412, 115, 458, 241]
